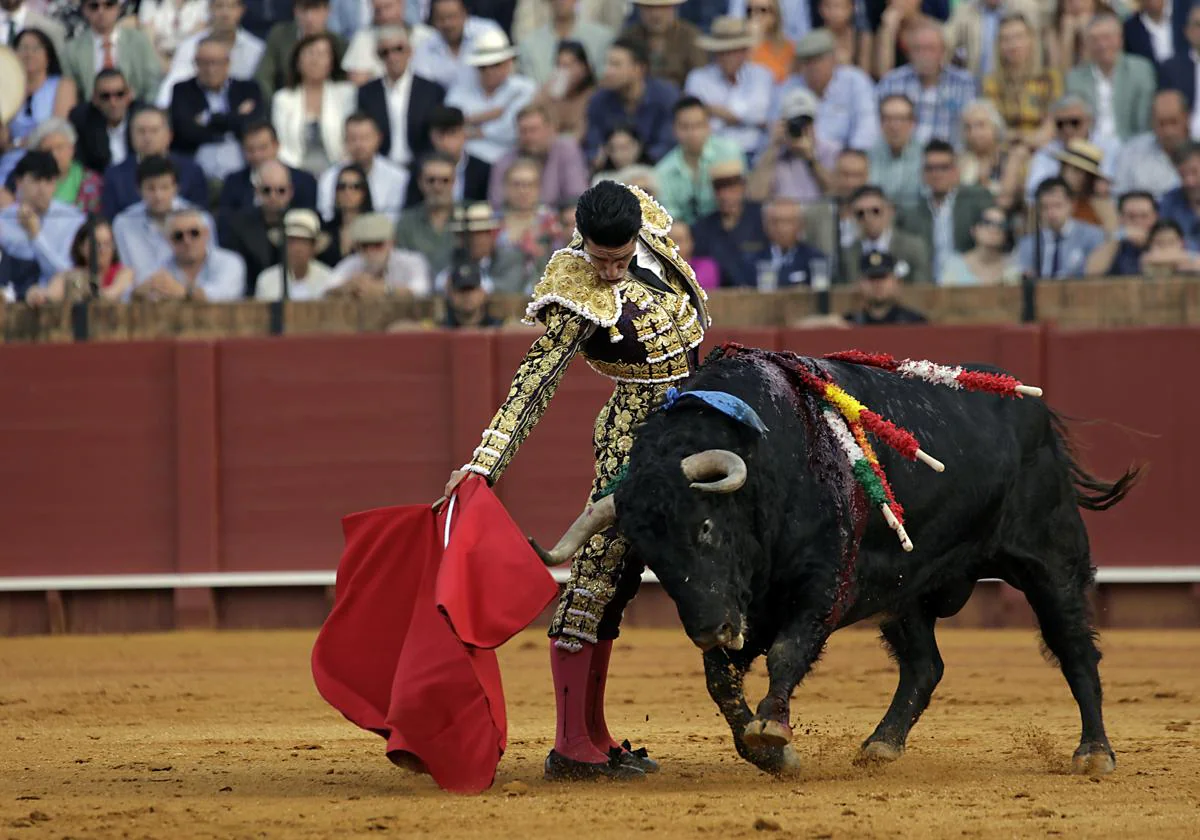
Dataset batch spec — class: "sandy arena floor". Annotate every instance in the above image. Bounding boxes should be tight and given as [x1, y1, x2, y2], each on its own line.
[0, 627, 1197, 839]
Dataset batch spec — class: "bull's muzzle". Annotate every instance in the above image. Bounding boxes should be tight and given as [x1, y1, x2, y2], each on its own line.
[690, 621, 746, 652]
[681, 450, 747, 493]
[528, 494, 616, 567]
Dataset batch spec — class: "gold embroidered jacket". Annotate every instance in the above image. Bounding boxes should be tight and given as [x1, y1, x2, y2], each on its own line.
[462, 187, 711, 484]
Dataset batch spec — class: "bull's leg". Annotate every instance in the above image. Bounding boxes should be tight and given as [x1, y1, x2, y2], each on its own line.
[858, 608, 943, 764]
[703, 650, 800, 776]
[743, 621, 829, 750]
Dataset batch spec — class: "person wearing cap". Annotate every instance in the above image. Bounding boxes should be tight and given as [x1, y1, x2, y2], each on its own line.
[133, 208, 247, 301]
[434, 201, 527, 293]
[329, 211, 432, 296]
[844, 249, 928, 325]
[443, 27, 537, 165]
[440, 259, 505, 327]
[619, 0, 706, 89]
[584, 37, 679, 165]
[691, 156, 768, 286]
[1111, 90, 1187, 201]
[1053, 138, 1117, 234]
[442, 181, 710, 782]
[839, 184, 931, 284]
[341, 0, 434, 86]
[771, 28, 878, 153]
[681, 16, 773, 156]
[396, 152, 459, 275]
[516, 0, 615, 87]
[867, 94, 922, 209]
[1065, 13, 1155, 143]
[255, 208, 336, 300]
[747, 85, 838, 204]
[217, 160, 295, 297]
[1017, 176, 1106, 279]
[411, 0, 507, 90]
[654, 95, 743, 224]
[1024, 95, 1121, 203]
[876, 20, 977, 149]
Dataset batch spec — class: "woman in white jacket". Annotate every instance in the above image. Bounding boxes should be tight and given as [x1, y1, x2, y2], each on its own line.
[271, 33, 355, 176]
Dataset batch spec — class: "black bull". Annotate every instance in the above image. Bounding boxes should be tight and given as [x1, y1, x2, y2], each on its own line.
[537, 352, 1138, 776]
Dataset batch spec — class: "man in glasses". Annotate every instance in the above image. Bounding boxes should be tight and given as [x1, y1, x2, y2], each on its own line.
[838, 184, 930, 284]
[217, 160, 294, 296]
[328, 212, 431, 297]
[100, 106, 209, 217]
[62, 0, 161, 101]
[691, 157, 768, 286]
[1024, 95, 1121, 203]
[218, 120, 319, 213]
[156, 0, 266, 109]
[396, 152, 460, 276]
[343, 0, 433, 86]
[113, 154, 217, 285]
[256, 0, 347, 98]
[134, 209, 247, 301]
[69, 67, 143, 175]
[357, 24, 446, 172]
[316, 112, 409, 219]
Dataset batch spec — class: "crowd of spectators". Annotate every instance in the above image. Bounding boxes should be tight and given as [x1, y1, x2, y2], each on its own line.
[0, 0, 1195, 327]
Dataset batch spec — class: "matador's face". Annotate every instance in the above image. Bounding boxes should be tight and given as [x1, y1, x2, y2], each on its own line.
[583, 237, 637, 284]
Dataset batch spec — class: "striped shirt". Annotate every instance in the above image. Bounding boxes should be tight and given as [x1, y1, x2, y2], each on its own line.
[876, 65, 978, 148]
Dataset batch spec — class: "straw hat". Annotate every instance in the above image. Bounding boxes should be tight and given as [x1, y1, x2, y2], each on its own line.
[709, 158, 746, 182]
[697, 16, 757, 52]
[350, 213, 395, 244]
[451, 202, 501, 232]
[268, 208, 331, 253]
[0, 47, 27, 125]
[466, 29, 517, 67]
[1053, 139, 1104, 178]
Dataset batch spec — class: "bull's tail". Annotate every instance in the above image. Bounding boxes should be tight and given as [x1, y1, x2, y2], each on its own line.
[1050, 411, 1142, 512]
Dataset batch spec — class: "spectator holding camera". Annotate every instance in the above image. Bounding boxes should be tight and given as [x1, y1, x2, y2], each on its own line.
[773, 29, 877, 153]
[655, 96, 743, 224]
[747, 87, 836, 204]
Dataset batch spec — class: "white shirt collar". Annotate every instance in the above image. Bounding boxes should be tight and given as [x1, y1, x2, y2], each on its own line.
[634, 239, 664, 280]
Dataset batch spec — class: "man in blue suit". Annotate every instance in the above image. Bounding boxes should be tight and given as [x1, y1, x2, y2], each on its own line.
[748, 196, 829, 289]
[1157, 5, 1200, 113]
[1123, 0, 1187, 66]
[101, 108, 209, 219]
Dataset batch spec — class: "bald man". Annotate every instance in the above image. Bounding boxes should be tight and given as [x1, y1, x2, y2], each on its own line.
[217, 160, 294, 296]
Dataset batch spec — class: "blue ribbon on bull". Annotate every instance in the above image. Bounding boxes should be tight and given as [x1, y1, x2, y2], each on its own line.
[661, 387, 769, 435]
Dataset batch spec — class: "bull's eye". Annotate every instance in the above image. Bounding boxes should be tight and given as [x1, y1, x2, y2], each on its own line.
[698, 518, 714, 543]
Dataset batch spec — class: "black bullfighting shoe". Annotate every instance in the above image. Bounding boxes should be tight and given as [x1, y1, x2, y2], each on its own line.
[611, 740, 660, 774]
[544, 749, 646, 782]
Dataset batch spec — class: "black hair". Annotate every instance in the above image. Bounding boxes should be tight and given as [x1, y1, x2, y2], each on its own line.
[288, 32, 344, 88]
[94, 67, 127, 87]
[241, 119, 278, 144]
[1035, 175, 1073, 202]
[596, 121, 646, 172]
[344, 110, 381, 133]
[16, 28, 63, 76]
[575, 181, 641, 247]
[555, 40, 596, 95]
[610, 36, 649, 68]
[923, 138, 956, 158]
[848, 184, 887, 204]
[1171, 140, 1200, 167]
[1117, 190, 1156, 213]
[672, 95, 706, 119]
[70, 215, 116, 268]
[136, 154, 177, 186]
[332, 162, 373, 226]
[1147, 218, 1184, 245]
[13, 150, 60, 180]
[429, 105, 466, 132]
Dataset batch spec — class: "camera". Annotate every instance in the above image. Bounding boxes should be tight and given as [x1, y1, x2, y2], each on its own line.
[786, 115, 813, 138]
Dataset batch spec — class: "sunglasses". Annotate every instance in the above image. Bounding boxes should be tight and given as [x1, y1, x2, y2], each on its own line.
[97, 88, 128, 101]
[1055, 117, 1083, 129]
[85, 0, 120, 10]
[376, 44, 407, 58]
[855, 206, 884, 219]
[170, 228, 203, 242]
[336, 180, 365, 191]
[258, 185, 290, 196]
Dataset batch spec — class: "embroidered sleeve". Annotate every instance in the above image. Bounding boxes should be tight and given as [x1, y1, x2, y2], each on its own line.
[463, 305, 595, 484]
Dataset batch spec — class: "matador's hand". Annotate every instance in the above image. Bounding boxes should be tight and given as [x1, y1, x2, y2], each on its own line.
[444, 469, 470, 498]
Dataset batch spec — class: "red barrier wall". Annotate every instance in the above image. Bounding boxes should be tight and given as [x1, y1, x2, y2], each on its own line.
[0, 326, 1191, 623]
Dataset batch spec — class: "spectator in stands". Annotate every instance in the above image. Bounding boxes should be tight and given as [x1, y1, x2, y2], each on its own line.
[744, 0, 795, 83]
[512, 0, 626, 43]
[683, 16, 773, 158]
[445, 30, 535, 166]
[958, 98, 1025, 213]
[1049, 0, 1115, 75]
[844, 251, 928, 325]
[22, 118, 101, 214]
[420, 104, 490, 205]
[69, 68, 140, 175]
[0, 0, 67, 57]
[218, 121, 318, 212]
[1084, 190, 1158, 276]
[1122, 0, 1184, 67]
[517, 0, 612, 86]
[536, 40, 595, 141]
[692, 158, 767, 287]
[621, 0, 705, 90]
[1156, 8, 1200, 140]
[396, 152, 457, 276]
[133, 208, 247, 300]
[441, 260, 503, 328]
[256, 208, 335, 299]
[0, 150, 84, 291]
[157, 0, 266, 108]
[1139, 219, 1200, 275]
[412, 0, 505, 90]
[329, 211, 431, 297]
[1017, 177, 1106, 279]
[487, 103, 587, 211]
[26, 216, 133, 303]
[257, 0, 347, 98]
[272, 33, 354, 176]
[839, 184, 930, 284]
[242, 0, 297, 41]
[342, 0, 432, 86]
[101, 107, 208, 217]
[867, 93, 921, 207]
[10, 29, 76, 146]
[655, 96, 741, 224]
[62, 0, 161, 102]
[1112, 91, 1187, 202]
[357, 25, 446, 172]
[1024, 95, 1120, 203]
[943, 0, 1039, 79]
[829, 147, 869, 248]
[113, 154, 214, 282]
[584, 37, 678, 165]
[316, 112, 408, 219]
[168, 37, 266, 181]
[747, 87, 835, 204]
[495, 158, 555, 290]
[318, 161, 371, 265]
[1054, 140, 1116, 235]
[669, 218, 718, 289]
[899, 139, 993, 281]
[728, 0, 812, 44]
[873, 0, 947, 79]
[818, 0, 873, 72]
[750, 196, 828, 288]
[773, 29, 877, 153]
[436, 201, 525, 292]
[1158, 142, 1200, 249]
[138, 0, 209, 71]
[876, 21, 976, 149]
[939, 205, 1017, 285]
[592, 122, 648, 183]
[217, 159, 294, 295]
[981, 13, 1059, 149]
[1065, 14, 1154, 144]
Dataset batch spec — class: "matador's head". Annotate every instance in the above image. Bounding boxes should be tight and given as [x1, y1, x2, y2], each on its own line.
[576, 181, 643, 285]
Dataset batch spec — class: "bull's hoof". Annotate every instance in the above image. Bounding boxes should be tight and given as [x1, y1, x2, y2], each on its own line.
[855, 740, 904, 765]
[738, 742, 802, 777]
[743, 718, 792, 749]
[1071, 745, 1116, 776]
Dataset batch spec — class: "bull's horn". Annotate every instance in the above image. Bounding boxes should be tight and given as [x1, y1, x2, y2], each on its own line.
[530, 495, 616, 566]
[681, 450, 747, 493]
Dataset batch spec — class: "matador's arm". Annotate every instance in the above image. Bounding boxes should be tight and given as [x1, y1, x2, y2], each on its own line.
[462, 305, 595, 484]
